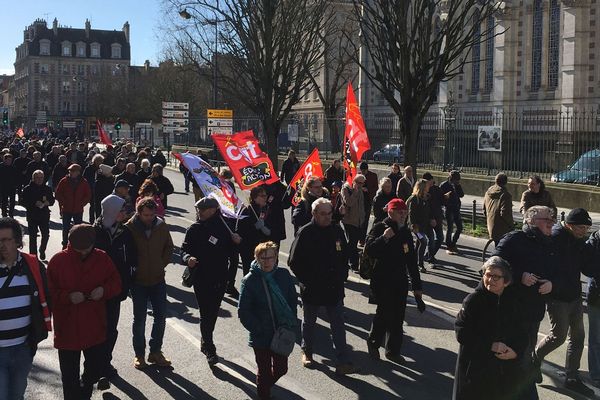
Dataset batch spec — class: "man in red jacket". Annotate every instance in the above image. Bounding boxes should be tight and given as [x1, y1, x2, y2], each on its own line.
[47, 224, 121, 400]
[55, 164, 91, 248]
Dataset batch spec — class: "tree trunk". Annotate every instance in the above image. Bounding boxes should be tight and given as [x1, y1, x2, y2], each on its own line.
[326, 117, 341, 154]
[402, 113, 421, 172]
[262, 117, 280, 174]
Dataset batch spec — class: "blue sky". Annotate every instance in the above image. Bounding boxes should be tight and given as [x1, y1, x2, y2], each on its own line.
[0, 0, 167, 75]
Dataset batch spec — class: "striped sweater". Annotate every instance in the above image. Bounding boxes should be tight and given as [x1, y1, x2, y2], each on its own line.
[0, 254, 32, 347]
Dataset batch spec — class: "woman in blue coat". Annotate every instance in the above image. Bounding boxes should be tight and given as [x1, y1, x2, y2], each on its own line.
[238, 241, 297, 400]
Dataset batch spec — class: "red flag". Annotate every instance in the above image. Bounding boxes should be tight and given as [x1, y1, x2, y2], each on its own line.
[343, 83, 371, 184]
[211, 130, 279, 190]
[96, 120, 113, 146]
[287, 148, 324, 206]
[15, 128, 24, 138]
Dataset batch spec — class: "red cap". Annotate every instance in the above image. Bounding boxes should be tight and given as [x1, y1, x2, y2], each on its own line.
[385, 198, 407, 211]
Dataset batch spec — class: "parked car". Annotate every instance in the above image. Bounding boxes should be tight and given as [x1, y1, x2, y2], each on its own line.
[551, 148, 600, 184]
[372, 144, 404, 163]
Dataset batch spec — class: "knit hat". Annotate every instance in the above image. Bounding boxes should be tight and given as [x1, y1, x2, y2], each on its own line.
[332, 181, 343, 188]
[114, 179, 132, 190]
[195, 197, 219, 210]
[385, 198, 407, 211]
[68, 224, 96, 250]
[566, 208, 592, 226]
[422, 172, 434, 181]
[101, 195, 126, 228]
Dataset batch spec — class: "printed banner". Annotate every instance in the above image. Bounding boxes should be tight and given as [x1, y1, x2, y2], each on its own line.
[211, 130, 279, 190]
[174, 152, 243, 219]
[287, 148, 324, 206]
[343, 83, 371, 183]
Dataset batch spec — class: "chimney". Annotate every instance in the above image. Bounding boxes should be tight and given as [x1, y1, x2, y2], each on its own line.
[144, 60, 150, 71]
[53, 18, 58, 36]
[85, 19, 91, 39]
[123, 21, 130, 43]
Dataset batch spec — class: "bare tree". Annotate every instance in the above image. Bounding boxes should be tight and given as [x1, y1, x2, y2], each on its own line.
[351, 0, 501, 167]
[164, 0, 331, 164]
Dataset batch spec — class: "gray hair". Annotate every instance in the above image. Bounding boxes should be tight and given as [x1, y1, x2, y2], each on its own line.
[353, 174, 366, 183]
[481, 256, 512, 284]
[311, 197, 332, 212]
[524, 205, 553, 225]
[141, 159, 151, 168]
[92, 154, 104, 164]
[378, 177, 392, 190]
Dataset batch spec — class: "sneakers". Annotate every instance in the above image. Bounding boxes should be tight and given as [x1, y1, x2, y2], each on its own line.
[385, 353, 405, 364]
[366, 340, 380, 360]
[225, 285, 240, 299]
[133, 356, 148, 370]
[301, 352, 315, 368]
[206, 353, 219, 367]
[148, 351, 172, 367]
[427, 256, 439, 265]
[419, 265, 427, 273]
[335, 362, 360, 375]
[97, 377, 110, 391]
[564, 377, 595, 397]
[446, 245, 459, 255]
[39, 250, 46, 260]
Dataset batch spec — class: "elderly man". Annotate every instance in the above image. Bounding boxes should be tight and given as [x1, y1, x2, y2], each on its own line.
[483, 173, 514, 245]
[341, 174, 366, 272]
[288, 198, 358, 375]
[21, 170, 55, 260]
[55, 163, 92, 248]
[0, 217, 51, 400]
[535, 208, 597, 397]
[396, 165, 415, 201]
[493, 205, 558, 397]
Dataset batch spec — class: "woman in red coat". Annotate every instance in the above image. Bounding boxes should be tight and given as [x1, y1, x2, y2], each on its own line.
[47, 224, 121, 400]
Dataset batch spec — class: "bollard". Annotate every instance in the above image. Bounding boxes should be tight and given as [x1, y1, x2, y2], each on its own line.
[472, 200, 477, 230]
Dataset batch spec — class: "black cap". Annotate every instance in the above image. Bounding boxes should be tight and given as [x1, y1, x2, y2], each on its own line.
[359, 161, 368, 170]
[195, 197, 219, 210]
[115, 179, 132, 189]
[422, 172, 433, 181]
[449, 170, 461, 180]
[566, 208, 592, 226]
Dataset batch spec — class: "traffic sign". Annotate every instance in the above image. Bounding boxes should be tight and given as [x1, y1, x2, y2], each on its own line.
[207, 109, 233, 119]
[63, 121, 76, 128]
[162, 118, 189, 127]
[208, 126, 232, 136]
[208, 118, 233, 127]
[162, 110, 189, 118]
[163, 126, 189, 134]
[162, 102, 189, 110]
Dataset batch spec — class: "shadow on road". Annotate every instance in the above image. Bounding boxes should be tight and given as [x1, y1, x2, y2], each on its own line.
[142, 366, 219, 400]
[105, 374, 149, 399]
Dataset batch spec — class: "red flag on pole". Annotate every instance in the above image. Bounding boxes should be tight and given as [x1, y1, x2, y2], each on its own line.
[343, 83, 371, 184]
[287, 148, 324, 206]
[211, 130, 279, 190]
[96, 120, 113, 146]
[15, 128, 24, 138]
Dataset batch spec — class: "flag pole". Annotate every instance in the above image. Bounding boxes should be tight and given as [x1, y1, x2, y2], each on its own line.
[219, 214, 234, 235]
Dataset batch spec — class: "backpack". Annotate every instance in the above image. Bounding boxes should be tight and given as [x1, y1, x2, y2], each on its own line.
[358, 248, 377, 280]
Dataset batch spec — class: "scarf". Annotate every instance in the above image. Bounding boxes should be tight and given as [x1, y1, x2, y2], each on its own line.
[250, 261, 296, 329]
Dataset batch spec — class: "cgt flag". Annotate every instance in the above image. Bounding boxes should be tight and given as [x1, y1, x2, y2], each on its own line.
[96, 120, 113, 146]
[173, 152, 243, 219]
[287, 148, 324, 206]
[343, 83, 371, 184]
[211, 130, 279, 190]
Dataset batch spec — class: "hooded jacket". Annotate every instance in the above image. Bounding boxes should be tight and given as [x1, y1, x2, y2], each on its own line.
[21, 180, 55, 221]
[483, 184, 514, 242]
[519, 189, 557, 217]
[372, 190, 395, 223]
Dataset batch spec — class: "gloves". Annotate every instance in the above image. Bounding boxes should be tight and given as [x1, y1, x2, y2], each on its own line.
[415, 297, 426, 313]
[260, 226, 271, 236]
[254, 219, 265, 230]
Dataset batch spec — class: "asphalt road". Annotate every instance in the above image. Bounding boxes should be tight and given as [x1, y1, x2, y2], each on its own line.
[17, 168, 596, 399]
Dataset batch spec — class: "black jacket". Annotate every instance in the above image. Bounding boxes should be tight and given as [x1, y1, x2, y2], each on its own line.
[428, 184, 444, 221]
[372, 191, 395, 224]
[493, 226, 557, 322]
[586, 230, 600, 306]
[25, 160, 50, 183]
[238, 203, 272, 262]
[0, 163, 20, 192]
[453, 283, 528, 400]
[152, 152, 167, 167]
[51, 163, 69, 190]
[440, 179, 464, 211]
[94, 219, 138, 301]
[365, 218, 422, 302]
[115, 171, 141, 200]
[263, 181, 291, 242]
[280, 158, 300, 184]
[150, 175, 174, 208]
[292, 192, 325, 235]
[288, 221, 349, 306]
[82, 164, 98, 190]
[21, 181, 55, 221]
[94, 175, 116, 209]
[181, 214, 236, 289]
[13, 156, 31, 185]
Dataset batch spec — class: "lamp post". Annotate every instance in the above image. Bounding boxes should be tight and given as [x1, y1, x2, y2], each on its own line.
[442, 90, 456, 172]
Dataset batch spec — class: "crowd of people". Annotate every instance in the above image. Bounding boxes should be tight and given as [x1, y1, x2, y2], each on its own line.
[1, 136, 600, 400]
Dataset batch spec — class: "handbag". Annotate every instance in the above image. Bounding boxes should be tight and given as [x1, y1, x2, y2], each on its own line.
[181, 265, 197, 288]
[261, 277, 295, 357]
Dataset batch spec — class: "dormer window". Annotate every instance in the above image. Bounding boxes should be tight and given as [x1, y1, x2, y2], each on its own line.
[76, 42, 86, 57]
[91, 43, 100, 58]
[62, 41, 72, 57]
[111, 43, 122, 59]
[40, 39, 50, 56]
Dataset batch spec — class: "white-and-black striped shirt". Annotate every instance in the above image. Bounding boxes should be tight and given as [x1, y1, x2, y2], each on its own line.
[0, 254, 32, 347]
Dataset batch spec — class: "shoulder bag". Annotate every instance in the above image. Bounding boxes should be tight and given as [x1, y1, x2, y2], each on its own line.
[261, 277, 295, 357]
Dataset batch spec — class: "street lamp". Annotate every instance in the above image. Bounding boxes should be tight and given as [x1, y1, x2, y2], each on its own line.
[442, 90, 456, 172]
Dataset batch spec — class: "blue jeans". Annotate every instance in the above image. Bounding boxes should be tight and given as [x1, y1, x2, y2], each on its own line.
[0, 342, 33, 400]
[61, 212, 83, 246]
[131, 281, 167, 357]
[444, 208, 463, 247]
[426, 222, 444, 259]
[301, 300, 350, 364]
[589, 302, 600, 381]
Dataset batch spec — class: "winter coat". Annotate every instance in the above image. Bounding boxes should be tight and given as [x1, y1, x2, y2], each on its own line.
[363, 170, 379, 203]
[55, 176, 92, 214]
[181, 213, 235, 289]
[586, 230, 600, 306]
[440, 179, 464, 211]
[25, 160, 50, 183]
[388, 172, 402, 193]
[13, 156, 31, 185]
[237, 203, 272, 263]
[150, 175, 174, 208]
[263, 181, 291, 242]
[152, 152, 167, 167]
[47, 246, 121, 351]
[94, 175, 115, 210]
[407, 194, 430, 232]
[51, 163, 69, 190]
[453, 283, 528, 400]
[288, 221, 349, 306]
[483, 184, 514, 242]
[324, 166, 343, 190]
[93, 219, 138, 301]
[238, 267, 297, 348]
[341, 183, 365, 228]
[428, 184, 444, 221]
[125, 215, 174, 287]
[493, 226, 557, 322]
[137, 168, 151, 182]
[280, 158, 300, 184]
[292, 191, 327, 235]
[396, 176, 414, 201]
[519, 189, 557, 217]
[365, 218, 422, 303]
[372, 191, 395, 224]
[82, 164, 98, 191]
[115, 171, 141, 200]
[0, 163, 20, 192]
[21, 181, 55, 221]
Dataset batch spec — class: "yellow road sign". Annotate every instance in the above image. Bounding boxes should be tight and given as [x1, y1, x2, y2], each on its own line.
[207, 109, 233, 118]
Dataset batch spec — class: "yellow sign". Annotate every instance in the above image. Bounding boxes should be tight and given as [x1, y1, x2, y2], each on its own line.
[207, 109, 233, 118]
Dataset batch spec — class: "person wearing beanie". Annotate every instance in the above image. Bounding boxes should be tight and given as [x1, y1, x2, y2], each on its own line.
[534, 208, 598, 396]
[94, 164, 116, 222]
[55, 163, 92, 248]
[47, 224, 122, 400]
[93, 195, 138, 385]
[364, 198, 424, 364]
[439, 170, 464, 255]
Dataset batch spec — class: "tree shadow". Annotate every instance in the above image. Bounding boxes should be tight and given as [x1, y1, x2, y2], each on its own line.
[168, 224, 188, 234]
[141, 366, 219, 400]
[166, 205, 189, 213]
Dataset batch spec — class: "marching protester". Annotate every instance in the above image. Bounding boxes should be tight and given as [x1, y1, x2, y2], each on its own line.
[387, 163, 402, 192]
[407, 179, 431, 273]
[364, 198, 424, 363]
[238, 241, 297, 400]
[94, 164, 116, 222]
[55, 163, 92, 248]
[94, 195, 138, 382]
[25, 151, 50, 184]
[483, 173, 514, 245]
[137, 159, 152, 182]
[520, 175, 557, 216]
[116, 162, 142, 201]
[324, 159, 344, 192]
[330, 181, 345, 224]
[149, 164, 174, 210]
[113, 180, 135, 219]
[126, 197, 174, 370]
[51, 155, 69, 192]
[341, 174, 367, 272]
[358, 162, 378, 242]
[181, 197, 241, 366]
[372, 177, 396, 224]
[137, 179, 165, 219]
[13, 149, 31, 198]
[453, 256, 528, 400]
[440, 170, 464, 255]
[179, 161, 191, 193]
[423, 173, 444, 265]
[152, 149, 167, 168]
[0, 153, 19, 218]
[83, 154, 104, 223]
[0, 217, 52, 400]
[280, 150, 300, 185]
[21, 170, 54, 259]
[292, 175, 327, 235]
[47, 224, 121, 400]
[396, 165, 415, 201]
[288, 198, 358, 375]
[239, 186, 274, 276]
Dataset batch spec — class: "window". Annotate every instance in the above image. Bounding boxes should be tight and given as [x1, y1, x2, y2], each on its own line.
[77, 81, 84, 93]
[484, 15, 495, 93]
[471, 10, 481, 95]
[40, 40, 50, 55]
[41, 82, 49, 92]
[62, 42, 72, 57]
[531, 0, 543, 91]
[77, 65, 84, 75]
[548, 0, 560, 89]
[40, 64, 48, 74]
[76, 42, 86, 57]
[62, 64, 69, 74]
[91, 65, 99, 75]
[62, 101, 70, 112]
[62, 81, 70, 94]
[91, 43, 100, 58]
[111, 43, 122, 59]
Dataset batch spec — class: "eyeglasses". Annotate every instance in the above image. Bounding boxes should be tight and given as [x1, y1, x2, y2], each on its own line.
[483, 272, 504, 282]
[259, 256, 276, 261]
